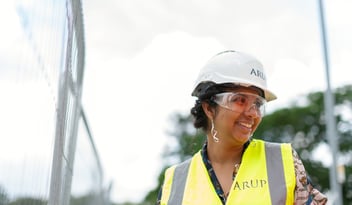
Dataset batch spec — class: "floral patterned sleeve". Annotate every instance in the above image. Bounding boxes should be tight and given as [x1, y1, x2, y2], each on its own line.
[293, 149, 328, 205]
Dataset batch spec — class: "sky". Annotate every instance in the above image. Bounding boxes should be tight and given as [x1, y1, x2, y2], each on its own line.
[0, 0, 351, 204]
[80, 0, 352, 203]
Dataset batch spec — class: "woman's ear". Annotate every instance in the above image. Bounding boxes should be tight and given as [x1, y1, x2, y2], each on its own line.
[201, 102, 214, 120]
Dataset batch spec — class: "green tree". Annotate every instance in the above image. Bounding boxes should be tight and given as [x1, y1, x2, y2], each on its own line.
[8, 197, 46, 205]
[142, 85, 352, 204]
[0, 186, 9, 205]
[70, 192, 107, 205]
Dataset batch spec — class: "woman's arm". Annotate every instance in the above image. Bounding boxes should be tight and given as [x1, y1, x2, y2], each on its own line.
[293, 149, 328, 205]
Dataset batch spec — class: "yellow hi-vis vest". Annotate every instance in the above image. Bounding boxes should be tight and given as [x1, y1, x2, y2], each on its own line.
[160, 139, 296, 205]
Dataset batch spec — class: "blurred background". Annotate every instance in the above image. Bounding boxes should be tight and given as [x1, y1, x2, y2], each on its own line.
[0, 0, 351, 205]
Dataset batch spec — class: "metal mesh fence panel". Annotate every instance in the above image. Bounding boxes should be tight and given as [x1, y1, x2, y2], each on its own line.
[0, 1, 109, 205]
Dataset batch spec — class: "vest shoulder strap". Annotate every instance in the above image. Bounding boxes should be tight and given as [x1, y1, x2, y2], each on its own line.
[167, 158, 192, 205]
[265, 141, 291, 204]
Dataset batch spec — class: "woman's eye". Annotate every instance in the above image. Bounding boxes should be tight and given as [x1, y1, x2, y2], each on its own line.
[231, 95, 247, 104]
[254, 99, 264, 108]
[254, 101, 262, 108]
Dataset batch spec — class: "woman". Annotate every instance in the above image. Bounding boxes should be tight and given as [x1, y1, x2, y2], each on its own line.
[157, 50, 328, 204]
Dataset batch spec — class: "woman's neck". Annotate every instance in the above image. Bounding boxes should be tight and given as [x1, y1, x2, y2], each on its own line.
[206, 140, 244, 165]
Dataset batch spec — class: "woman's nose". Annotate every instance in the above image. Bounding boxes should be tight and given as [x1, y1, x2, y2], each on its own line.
[244, 104, 261, 118]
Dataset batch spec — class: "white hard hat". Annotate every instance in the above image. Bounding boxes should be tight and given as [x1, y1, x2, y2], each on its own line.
[191, 50, 277, 101]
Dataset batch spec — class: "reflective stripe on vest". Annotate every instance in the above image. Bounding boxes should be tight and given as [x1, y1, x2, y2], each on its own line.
[162, 139, 295, 205]
[265, 142, 291, 204]
[168, 159, 191, 205]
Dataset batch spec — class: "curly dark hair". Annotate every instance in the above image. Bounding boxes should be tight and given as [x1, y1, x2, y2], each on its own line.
[190, 98, 215, 131]
[190, 83, 234, 131]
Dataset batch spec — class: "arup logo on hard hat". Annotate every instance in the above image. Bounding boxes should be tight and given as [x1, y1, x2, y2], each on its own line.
[250, 68, 266, 80]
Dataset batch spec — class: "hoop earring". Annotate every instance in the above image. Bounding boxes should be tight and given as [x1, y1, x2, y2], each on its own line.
[211, 120, 219, 143]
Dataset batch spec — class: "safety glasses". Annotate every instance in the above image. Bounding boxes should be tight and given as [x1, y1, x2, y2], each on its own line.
[213, 92, 266, 117]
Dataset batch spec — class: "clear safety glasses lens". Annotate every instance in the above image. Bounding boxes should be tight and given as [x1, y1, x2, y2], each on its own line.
[213, 92, 266, 116]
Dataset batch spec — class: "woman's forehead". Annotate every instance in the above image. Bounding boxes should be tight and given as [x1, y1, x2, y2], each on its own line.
[224, 86, 263, 96]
